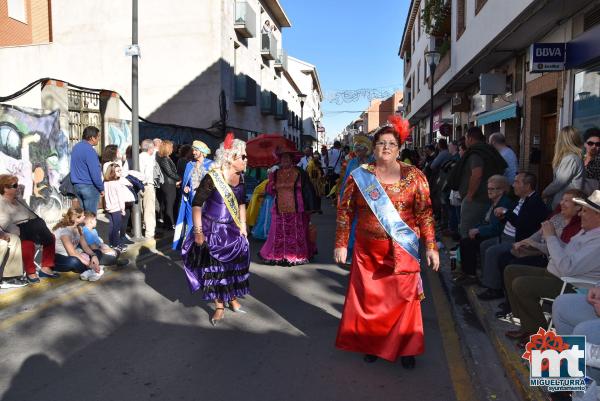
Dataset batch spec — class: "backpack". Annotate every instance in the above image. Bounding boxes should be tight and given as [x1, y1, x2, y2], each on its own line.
[59, 173, 77, 198]
[153, 160, 164, 187]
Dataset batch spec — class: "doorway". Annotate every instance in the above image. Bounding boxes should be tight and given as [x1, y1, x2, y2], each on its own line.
[535, 90, 558, 192]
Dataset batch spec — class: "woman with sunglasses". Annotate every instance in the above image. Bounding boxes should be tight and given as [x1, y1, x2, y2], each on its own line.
[259, 148, 320, 266]
[584, 128, 600, 193]
[541, 126, 585, 209]
[333, 116, 439, 369]
[181, 134, 250, 326]
[0, 174, 57, 283]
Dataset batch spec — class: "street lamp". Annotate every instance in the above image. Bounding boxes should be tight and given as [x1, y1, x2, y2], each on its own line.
[425, 49, 441, 145]
[299, 93, 306, 148]
[315, 119, 320, 151]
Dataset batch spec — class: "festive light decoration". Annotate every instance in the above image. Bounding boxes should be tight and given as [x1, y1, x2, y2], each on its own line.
[324, 87, 401, 105]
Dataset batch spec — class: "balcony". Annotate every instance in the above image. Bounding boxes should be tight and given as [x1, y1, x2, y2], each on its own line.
[275, 99, 288, 120]
[274, 49, 288, 71]
[234, 74, 257, 106]
[260, 91, 277, 114]
[261, 32, 278, 61]
[234, 1, 257, 38]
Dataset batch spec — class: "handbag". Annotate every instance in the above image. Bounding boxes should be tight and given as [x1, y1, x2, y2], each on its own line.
[59, 173, 77, 198]
[183, 242, 213, 267]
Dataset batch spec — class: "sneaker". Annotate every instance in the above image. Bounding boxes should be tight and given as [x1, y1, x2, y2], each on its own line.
[115, 259, 129, 267]
[114, 244, 128, 253]
[87, 269, 104, 282]
[79, 269, 94, 281]
[496, 312, 521, 326]
[0, 277, 28, 289]
[124, 234, 133, 241]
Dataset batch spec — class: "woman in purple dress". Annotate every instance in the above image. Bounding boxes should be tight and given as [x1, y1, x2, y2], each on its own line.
[181, 134, 250, 326]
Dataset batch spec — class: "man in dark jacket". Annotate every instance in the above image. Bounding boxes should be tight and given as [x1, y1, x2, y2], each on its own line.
[477, 172, 549, 300]
[447, 127, 507, 238]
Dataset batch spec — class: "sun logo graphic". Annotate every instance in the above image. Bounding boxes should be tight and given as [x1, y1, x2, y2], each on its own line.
[522, 328, 587, 392]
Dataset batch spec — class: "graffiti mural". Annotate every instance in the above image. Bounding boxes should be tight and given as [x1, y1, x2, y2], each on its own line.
[0, 104, 71, 226]
[107, 119, 132, 156]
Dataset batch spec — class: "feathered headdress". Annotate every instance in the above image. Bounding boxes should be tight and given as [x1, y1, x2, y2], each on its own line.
[387, 115, 411, 144]
[224, 132, 235, 150]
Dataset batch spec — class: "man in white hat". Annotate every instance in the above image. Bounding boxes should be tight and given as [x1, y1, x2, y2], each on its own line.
[503, 190, 600, 343]
[173, 140, 213, 249]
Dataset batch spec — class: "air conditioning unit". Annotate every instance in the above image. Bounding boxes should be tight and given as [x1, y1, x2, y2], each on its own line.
[472, 93, 492, 114]
[479, 73, 508, 95]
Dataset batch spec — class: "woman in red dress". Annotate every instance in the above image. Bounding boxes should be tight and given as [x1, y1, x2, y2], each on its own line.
[333, 117, 440, 368]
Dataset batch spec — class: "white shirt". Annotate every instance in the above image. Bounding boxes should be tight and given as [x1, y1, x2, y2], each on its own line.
[139, 151, 155, 185]
[297, 156, 310, 170]
[328, 148, 343, 174]
[546, 226, 600, 282]
[54, 227, 81, 257]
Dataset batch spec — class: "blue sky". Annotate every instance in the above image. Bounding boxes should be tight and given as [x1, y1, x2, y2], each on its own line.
[280, 0, 410, 142]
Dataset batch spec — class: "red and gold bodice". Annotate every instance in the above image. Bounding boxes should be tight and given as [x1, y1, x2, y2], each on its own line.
[335, 162, 436, 250]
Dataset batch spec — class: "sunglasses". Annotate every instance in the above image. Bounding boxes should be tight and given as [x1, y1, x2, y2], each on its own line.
[587, 141, 600, 148]
[6, 183, 18, 189]
[238, 155, 248, 160]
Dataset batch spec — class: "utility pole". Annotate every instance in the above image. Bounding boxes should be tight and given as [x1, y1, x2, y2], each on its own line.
[131, 0, 142, 239]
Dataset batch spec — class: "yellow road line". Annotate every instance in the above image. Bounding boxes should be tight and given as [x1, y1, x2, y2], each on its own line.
[426, 268, 478, 401]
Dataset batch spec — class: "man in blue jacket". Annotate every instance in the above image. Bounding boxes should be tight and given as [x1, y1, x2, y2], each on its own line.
[71, 126, 104, 213]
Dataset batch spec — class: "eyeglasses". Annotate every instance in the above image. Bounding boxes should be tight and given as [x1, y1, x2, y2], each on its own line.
[6, 183, 18, 189]
[587, 141, 600, 147]
[375, 141, 399, 148]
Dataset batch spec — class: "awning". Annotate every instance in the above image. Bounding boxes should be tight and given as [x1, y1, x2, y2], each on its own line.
[476, 103, 519, 126]
[566, 24, 600, 69]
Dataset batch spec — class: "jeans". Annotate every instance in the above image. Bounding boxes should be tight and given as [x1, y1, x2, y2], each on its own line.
[107, 212, 122, 247]
[448, 205, 461, 234]
[74, 184, 101, 214]
[54, 249, 117, 273]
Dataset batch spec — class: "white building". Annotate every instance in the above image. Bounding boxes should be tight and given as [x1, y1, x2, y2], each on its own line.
[0, 0, 322, 149]
[399, 0, 599, 190]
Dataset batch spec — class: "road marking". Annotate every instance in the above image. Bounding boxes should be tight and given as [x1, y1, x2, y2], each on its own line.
[426, 268, 477, 401]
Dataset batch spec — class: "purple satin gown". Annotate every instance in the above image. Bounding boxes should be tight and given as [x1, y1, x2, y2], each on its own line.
[181, 175, 250, 301]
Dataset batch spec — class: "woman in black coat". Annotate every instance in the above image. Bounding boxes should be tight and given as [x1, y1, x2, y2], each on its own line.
[156, 140, 181, 229]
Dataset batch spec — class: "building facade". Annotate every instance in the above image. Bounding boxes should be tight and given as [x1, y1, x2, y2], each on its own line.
[399, 0, 600, 190]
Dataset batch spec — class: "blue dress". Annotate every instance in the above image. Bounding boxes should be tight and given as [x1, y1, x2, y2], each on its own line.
[251, 194, 274, 240]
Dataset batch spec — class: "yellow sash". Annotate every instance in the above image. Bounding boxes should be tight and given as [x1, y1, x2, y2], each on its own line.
[208, 169, 242, 229]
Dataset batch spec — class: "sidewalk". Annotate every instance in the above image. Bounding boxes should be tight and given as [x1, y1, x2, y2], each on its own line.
[438, 234, 547, 401]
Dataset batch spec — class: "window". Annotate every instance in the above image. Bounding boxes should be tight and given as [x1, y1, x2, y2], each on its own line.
[424, 56, 428, 83]
[457, 0, 466, 39]
[417, 61, 421, 93]
[8, 0, 27, 23]
[417, 11, 421, 39]
[475, 0, 488, 15]
[515, 55, 524, 92]
[573, 64, 600, 133]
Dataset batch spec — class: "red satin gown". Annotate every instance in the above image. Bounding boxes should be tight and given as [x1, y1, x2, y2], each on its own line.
[335, 162, 437, 361]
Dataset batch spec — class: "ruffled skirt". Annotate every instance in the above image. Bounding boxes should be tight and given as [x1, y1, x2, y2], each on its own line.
[181, 218, 250, 301]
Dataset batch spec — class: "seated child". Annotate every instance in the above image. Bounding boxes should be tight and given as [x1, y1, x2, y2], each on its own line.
[82, 212, 127, 268]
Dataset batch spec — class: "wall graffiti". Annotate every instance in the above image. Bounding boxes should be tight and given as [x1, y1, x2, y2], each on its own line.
[107, 119, 132, 157]
[0, 104, 71, 226]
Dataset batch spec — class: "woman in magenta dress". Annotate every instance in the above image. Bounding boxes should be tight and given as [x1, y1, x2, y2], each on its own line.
[334, 117, 440, 368]
[259, 151, 320, 266]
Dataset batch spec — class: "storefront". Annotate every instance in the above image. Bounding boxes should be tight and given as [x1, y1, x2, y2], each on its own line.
[567, 24, 600, 132]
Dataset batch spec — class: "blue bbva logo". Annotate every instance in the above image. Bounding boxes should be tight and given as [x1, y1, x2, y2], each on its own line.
[522, 328, 587, 392]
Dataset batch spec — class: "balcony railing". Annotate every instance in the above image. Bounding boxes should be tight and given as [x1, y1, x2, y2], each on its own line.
[274, 49, 288, 71]
[234, 74, 257, 106]
[261, 32, 278, 60]
[234, 1, 257, 38]
[260, 91, 276, 114]
[275, 99, 288, 120]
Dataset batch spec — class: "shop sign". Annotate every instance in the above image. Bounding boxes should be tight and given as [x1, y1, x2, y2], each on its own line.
[529, 43, 566, 72]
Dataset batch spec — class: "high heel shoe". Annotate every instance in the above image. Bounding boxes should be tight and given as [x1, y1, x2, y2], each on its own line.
[210, 307, 225, 326]
[401, 356, 416, 369]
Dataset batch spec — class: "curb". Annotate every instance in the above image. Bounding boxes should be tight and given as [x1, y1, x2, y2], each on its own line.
[0, 237, 172, 312]
[463, 285, 547, 401]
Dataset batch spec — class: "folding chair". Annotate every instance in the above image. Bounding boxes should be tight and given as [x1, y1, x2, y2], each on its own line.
[541, 277, 598, 330]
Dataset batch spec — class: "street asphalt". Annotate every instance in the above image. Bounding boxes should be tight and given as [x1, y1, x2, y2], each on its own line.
[0, 204, 518, 401]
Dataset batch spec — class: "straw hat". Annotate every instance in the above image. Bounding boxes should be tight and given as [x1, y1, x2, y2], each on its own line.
[573, 190, 600, 213]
